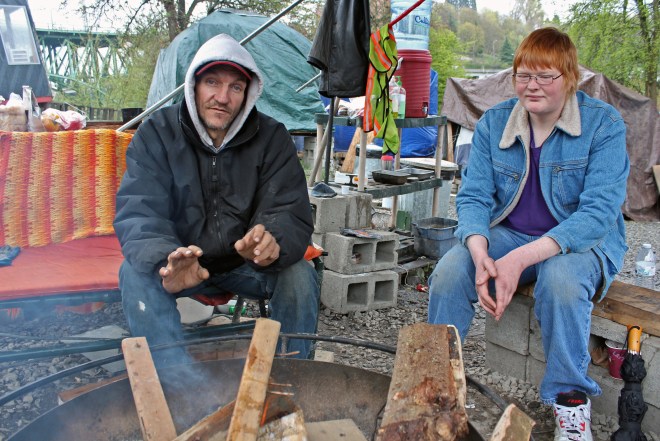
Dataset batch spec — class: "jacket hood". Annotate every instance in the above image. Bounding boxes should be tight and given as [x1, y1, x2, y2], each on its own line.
[184, 34, 264, 150]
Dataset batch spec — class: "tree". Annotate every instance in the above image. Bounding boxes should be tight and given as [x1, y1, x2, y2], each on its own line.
[500, 37, 514, 64]
[566, 0, 659, 106]
[446, 0, 476, 10]
[69, 0, 314, 42]
[511, 0, 545, 30]
[429, 27, 465, 106]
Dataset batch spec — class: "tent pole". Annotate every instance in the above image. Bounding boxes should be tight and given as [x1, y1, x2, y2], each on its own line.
[324, 98, 335, 184]
[117, 0, 307, 132]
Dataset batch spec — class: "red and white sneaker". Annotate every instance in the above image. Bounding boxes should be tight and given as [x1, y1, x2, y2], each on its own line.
[553, 391, 593, 441]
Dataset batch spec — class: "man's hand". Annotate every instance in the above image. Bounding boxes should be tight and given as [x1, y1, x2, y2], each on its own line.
[234, 224, 280, 267]
[159, 245, 209, 294]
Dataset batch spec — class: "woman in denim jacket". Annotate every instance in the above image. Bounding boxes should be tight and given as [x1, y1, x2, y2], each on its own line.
[428, 28, 629, 441]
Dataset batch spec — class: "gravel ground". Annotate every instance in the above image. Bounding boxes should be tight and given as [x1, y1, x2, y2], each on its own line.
[0, 195, 658, 440]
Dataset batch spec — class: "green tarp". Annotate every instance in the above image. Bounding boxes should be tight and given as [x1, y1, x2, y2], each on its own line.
[147, 9, 324, 132]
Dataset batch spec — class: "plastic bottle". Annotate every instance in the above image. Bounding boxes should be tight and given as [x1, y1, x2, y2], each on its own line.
[381, 154, 394, 171]
[390, 0, 433, 50]
[396, 77, 406, 118]
[390, 76, 401, 119]
[635, 243, 656, 289]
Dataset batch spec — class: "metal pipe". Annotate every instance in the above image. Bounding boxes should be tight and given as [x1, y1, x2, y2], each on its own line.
[296, 72, 321, 93]
[117, 0, 307, 132]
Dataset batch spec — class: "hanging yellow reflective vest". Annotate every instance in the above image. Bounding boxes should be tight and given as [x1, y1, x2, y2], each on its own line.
[364, 24, 399, 155]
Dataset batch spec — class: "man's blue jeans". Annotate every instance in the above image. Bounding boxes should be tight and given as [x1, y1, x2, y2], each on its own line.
[428, 225, 603, 404]
[120, 259, 320, 366]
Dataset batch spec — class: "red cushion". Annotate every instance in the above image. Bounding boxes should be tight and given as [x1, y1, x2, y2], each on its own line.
[0, 235, 123, 301]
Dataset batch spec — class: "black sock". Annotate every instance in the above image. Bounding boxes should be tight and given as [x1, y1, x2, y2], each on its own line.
[556, 390, 588, 407]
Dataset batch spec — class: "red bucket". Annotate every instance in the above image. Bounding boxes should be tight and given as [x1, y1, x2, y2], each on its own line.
[396, 49, 432, 118]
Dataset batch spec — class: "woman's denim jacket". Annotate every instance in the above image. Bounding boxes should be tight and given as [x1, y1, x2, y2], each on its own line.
[456, 91, 629, 300]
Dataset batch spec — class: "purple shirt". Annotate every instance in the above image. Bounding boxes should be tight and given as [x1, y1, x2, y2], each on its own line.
[501, 128, 558, 236]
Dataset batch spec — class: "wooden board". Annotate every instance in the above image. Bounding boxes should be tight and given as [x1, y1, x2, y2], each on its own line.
[376, 323, 469, 440]
[306, 419, 368, 441]
[174, 401, 235, 441]
[121, 337, 177, 441]
[489, 404, 535, 441]
[226, 318, 281, 441]
[517, 280, 660, 337]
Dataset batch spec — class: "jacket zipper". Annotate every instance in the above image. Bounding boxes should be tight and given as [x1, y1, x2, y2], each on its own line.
[210, 155, 224, 250]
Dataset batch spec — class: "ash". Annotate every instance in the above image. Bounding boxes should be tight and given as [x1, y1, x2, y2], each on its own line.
[0, 196, 658, 441]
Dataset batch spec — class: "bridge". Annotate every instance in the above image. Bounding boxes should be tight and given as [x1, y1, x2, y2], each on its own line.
[36, 28, 126, 92]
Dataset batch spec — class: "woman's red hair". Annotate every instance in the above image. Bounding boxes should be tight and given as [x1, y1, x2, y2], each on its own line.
[513, 27, 580, 96]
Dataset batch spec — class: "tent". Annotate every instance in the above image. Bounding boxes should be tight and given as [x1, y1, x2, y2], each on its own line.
[146, 9, 324, 132]
[442, 67, 660, 222]
[0, 0, 52, 102]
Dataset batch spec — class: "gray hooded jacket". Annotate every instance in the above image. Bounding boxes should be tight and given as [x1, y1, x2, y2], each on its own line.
[114, 34, 313, 276]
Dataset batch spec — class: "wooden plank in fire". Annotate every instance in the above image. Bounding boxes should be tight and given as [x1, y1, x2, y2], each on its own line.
[375, 323, 469, 441]
[121, 337, 177, 441]
[226, 318, 281, 441]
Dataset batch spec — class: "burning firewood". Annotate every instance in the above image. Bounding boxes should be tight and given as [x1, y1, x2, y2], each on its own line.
[122, 337, 177, 441]
[375, 324, 469, 441]
[226, 318, 282, 441]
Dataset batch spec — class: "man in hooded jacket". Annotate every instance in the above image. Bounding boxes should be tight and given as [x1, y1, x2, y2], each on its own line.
[114, 34, 319, 365]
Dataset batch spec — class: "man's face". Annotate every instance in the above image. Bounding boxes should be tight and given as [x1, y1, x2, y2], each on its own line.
[195, 65, 248, 145]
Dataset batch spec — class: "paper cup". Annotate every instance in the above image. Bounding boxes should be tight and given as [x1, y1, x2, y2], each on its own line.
[341, 185, 350, 195]
[605, 340, 627, 380]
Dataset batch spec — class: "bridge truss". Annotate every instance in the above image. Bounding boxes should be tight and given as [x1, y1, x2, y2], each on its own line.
[36, 29, 126, 92]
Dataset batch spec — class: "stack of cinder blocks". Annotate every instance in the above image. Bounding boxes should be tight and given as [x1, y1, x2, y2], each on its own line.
[310, 191, 399, 314]
[485, 293, 660, 435]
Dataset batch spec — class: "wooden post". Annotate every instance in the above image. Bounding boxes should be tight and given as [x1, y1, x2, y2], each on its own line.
[121, 337, 177, 441]
[226, 318, 281, 441]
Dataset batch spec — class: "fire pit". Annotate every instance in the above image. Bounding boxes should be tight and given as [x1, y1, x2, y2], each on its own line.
[9, 358, 485, 440]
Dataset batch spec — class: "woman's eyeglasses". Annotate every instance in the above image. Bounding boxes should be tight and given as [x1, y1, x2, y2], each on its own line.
[513, 73, 563, 85]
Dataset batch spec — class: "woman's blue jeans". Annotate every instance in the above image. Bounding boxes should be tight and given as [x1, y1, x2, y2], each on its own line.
[120, 259, 320, 366]
[428, 225, 603, 404]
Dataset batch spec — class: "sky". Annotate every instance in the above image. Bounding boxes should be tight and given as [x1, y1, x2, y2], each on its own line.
[27, 0, 579, 30]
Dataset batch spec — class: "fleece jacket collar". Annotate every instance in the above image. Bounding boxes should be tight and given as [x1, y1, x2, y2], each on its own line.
[499, 93, 582, 149]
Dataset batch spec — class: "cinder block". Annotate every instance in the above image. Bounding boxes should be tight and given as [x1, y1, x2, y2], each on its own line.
[320, 269, 398, 313]
[641, 402, 660, 436]
[323, 231, 398, 274]
[529, 313, 545, 362]
[312, 233, 326, 249]
[485, 295, 534, 356]
[526, 354, 546, 386]
[486, 341, 528, 381]
[343, 192, 373, 229]
[590, 315, 629, 345]
[310, 195, 348, 234]
[589, 363, 626, 419]
[640, 335, 660, 408]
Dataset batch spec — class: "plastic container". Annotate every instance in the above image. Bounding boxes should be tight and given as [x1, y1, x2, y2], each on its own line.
[396, 49, 432, 118]
[635, 243, 656, 289]
[381, 154, 395, 171]
[390, 0, 433, 50]
[354, 144, 384, 178]
[411, 217, 458, 260]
